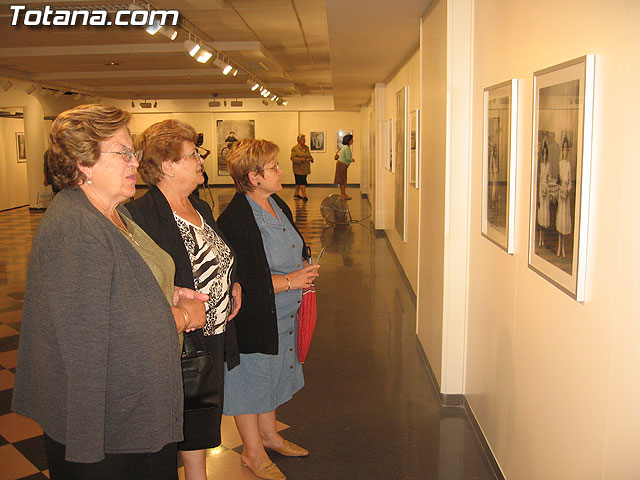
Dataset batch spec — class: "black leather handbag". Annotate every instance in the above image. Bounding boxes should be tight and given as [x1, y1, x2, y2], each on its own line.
[181, 330, 222, 411]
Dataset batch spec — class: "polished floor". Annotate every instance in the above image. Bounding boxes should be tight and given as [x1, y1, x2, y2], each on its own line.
[0, 186, 496, 480]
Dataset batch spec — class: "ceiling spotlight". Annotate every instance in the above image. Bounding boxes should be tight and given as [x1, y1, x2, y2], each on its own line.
[222, 64, 233, 75]
[26, 84, 36, 95]
[232, 68, 238, 77]
[145, 21, 162, 35]
[160, 27, 178, 40]
[251, 83, 260, 91]
[270, 94, 277, 101]
[282, 100, 288, 106]
[2, 81, 12, 92]
[196, 49, 212, 63]
[131, 100, 135, 108]
[184, 39, 201, 57]
[262, 90, 270, 97]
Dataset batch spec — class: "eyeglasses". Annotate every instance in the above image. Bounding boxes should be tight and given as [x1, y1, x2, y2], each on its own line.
[101, 147, 140, 163]
[180, 150, 202, 161]
[263, 162, 279, 172]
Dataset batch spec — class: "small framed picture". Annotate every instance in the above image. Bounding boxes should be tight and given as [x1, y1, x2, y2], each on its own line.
[16, 132, 26, 163]
[528, 55, 595, 301]
[309, 131, 325, 152]
[386, 118, 394, 172]
[409, 109, 420, 188]
[481, 79, 518, 253]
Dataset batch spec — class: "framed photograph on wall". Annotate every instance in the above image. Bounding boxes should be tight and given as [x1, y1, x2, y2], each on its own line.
[216, 119, 255, 175]
[336, 130, 352, 152]
[386, 118, 394, 171]
[409, 109, 420, 188]
[395, 86, 408, 242]
[16, 132, 26, 163]
[309, 130, 325, 152]
[528, 55, 595, 301]
[481, 80, 518, 253]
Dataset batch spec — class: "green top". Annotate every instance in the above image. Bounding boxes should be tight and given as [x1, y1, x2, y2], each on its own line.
[121, 213, 182, 349]
[338, 144, 353, 166]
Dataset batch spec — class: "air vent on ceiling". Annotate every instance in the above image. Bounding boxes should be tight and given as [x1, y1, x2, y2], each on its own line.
[139, 101, 153, 108]
[209, 101, 221, 107]
[230, 100, 243, 107]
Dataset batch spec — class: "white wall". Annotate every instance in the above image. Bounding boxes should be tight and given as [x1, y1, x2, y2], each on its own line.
[123, 104, 361, 187]
[467, 0, 640, 478]
[0, 117, 29, 210]
[378, 49, 421, 293]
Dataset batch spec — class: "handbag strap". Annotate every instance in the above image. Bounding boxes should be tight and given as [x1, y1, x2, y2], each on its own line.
[182, 330, 208, 356]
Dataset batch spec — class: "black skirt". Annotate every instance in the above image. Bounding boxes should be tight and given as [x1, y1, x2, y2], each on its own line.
[179, 332, 226, 451]
[294, 174, 308, 186]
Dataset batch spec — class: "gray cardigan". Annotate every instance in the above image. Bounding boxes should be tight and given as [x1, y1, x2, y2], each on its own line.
[12, 188, 184, 462]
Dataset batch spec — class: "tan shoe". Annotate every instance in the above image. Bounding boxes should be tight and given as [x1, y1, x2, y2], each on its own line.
[268, 440, 309, 457]
[241, 460, 286, 480]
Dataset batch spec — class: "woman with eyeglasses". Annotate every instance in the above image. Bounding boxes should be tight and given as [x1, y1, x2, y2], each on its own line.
[218, 139, 320, 480]
[125, 119, 242, 480]
[13, 105, 208, 480]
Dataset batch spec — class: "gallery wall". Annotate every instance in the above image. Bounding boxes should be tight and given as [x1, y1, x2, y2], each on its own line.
[0, 117, 29, 210]
[377, 50, 421, 293]
[123, 105, 361, 187]
[466, 0, 640, 478]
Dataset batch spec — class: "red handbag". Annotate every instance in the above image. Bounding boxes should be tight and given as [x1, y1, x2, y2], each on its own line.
[297, 284, 317, 363]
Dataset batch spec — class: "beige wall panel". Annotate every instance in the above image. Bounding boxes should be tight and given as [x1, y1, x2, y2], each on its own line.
[467, 0, 640, 478]
[416, 0, 447, 387]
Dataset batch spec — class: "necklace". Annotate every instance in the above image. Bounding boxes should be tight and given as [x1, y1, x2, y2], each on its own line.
[83, 187, 140, 247]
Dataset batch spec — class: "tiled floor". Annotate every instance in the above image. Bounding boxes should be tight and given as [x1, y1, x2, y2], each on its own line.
[0, 186, 496, 479]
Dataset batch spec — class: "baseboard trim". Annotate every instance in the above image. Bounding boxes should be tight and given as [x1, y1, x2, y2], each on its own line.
[416, 338, 505, 480]
[380, 231, 416, 304]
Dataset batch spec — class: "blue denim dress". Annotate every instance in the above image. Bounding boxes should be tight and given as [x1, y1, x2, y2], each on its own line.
[222, 195, 305, 415]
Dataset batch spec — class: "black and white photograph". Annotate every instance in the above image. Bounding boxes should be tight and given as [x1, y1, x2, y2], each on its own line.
[216, 119, 255, 175]
[409, 109, 420, 188]
[336, 130, 352, 152]
[16, 132, 26, 162]
[395, 86, 407, 242]
[309, 130, 325, 152]
[386, 119, 394, 171]
[528, 55, 595, 301]
[481, 80, 518, 253]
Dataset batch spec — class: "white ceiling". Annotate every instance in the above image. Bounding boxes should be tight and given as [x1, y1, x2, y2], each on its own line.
[0, 0, 431, 110]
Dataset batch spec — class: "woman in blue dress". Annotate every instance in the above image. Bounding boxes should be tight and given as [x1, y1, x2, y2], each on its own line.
[218, 139, 320, 480]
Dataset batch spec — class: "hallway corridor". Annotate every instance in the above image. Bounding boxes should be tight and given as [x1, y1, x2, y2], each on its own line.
[0, 186, 496, 479]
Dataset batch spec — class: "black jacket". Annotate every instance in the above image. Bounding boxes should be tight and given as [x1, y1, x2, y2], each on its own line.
[217, 192, 308, 355]
[125, 186, 240, 369]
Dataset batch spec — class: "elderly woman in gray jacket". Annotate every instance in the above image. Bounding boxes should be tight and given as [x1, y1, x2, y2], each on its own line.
[12, 104, 207, 480]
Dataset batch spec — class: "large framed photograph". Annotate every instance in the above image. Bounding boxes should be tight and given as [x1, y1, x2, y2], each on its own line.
[528, 55, 595, 301]
[309, 130, 325, 152]
[395, 86, 408, 242]
[336, 130, 352, 152]
[216, 119, 255, 175]
[481, 80, 518, 253]
[16, 132, 26, 162]
[409, 109, 420, 188]
[386, 118, 394, 171]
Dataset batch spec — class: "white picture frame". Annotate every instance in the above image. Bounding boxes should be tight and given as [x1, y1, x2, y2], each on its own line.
[528, 55, 595, 301]
[481, 80, 518, 253]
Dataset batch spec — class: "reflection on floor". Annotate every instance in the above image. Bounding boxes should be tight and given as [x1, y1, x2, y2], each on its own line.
[0, 186, 496, 479]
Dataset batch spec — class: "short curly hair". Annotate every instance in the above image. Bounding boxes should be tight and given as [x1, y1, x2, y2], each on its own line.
[47, 104, 131, 190]
[226, 139, 280, 194]
[135, 119, 197, 185]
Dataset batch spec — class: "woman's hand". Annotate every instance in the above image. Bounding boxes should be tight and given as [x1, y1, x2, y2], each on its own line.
[288, 264, 320, 290]
[173, 286, 208, 305]
[173, 297, 206, 333]
[228, 282, 242, 321]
